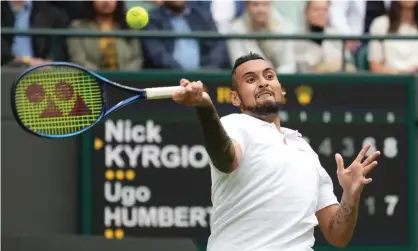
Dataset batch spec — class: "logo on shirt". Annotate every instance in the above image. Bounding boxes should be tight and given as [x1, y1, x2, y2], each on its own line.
[295, 85, 313, 106]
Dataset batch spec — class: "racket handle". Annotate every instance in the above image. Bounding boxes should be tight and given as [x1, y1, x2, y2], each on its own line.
[144, 86, 185, 99]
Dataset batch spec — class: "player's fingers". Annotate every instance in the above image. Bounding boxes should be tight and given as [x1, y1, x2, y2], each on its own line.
[335, 153, 344, 171]
[196, 81, 203, 97]
[189, 82, 200, 102]
[190, 81, 198, 101]
[196, 81, 203, 91]
[355, 144, 370, 163]
[363, 161, 378, 175]
[171, 88, 184, 100]
[363, 177, 373, 184]
[362, 151, 381, 166]
[172, 90, 185, 102]
[190, 81, 198, 95]
[180, 78, 189, 87]
[185, 82, 193, 93]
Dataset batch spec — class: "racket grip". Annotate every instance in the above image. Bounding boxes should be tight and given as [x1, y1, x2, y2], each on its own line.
[145, 86, 185, 99]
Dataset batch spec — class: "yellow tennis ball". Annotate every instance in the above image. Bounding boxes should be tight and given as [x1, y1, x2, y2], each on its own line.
[126, 7, 149, 29]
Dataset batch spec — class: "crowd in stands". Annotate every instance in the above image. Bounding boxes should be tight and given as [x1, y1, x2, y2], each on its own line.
[1, 0, 418, 74]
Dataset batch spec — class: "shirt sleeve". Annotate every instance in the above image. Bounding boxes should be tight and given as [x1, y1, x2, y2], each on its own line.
[220, 115, 247, 156]
[316, 164, 339, 211]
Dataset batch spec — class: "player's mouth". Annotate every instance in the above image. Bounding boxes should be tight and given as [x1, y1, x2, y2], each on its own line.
[256, 91, 274, 100]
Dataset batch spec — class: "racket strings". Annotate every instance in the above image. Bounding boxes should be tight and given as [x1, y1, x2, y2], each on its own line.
[14, 65, 103, 135]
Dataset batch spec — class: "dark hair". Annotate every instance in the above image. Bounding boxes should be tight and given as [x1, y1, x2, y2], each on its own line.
[388, 1, 418, 33]
[231, 52, 265, 90]
[83, 1, 129, 29]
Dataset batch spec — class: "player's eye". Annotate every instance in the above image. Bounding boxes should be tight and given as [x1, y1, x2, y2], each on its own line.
[247, 77, 255, 83]
[266, 74, 274, 80]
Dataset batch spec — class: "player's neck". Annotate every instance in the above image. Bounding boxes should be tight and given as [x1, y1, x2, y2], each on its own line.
[264, 115, 281, 129]
[244, 112, 281, 130]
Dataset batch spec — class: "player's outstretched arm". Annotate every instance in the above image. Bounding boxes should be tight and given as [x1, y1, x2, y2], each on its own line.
[172, 79, 242, 173]
[316, 145, 380, 247]
[195, 104, 241, 173]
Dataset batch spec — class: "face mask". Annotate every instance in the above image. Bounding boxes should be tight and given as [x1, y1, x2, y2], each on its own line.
[309, 24, 324, 33]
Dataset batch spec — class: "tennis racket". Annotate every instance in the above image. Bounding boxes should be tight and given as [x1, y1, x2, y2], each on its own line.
[11, 62, 184, 138]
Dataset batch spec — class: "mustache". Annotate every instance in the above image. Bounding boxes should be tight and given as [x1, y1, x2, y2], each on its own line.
[255, 88, 274, 97]
[255, 89, 286, 98]
[255, 90, 274, 99]
[242, 100, 282, 117]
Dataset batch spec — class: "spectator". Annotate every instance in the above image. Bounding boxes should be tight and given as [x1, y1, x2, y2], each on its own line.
[141, 1, 230, 70]
[226, 0, 296, 73]
[67, 0, 143, 71]
[209, 0, 245, 34]
[329, 0, 391, 53]
[272, 0, 307, 32]
[1, 0, 69, 66]
[294, 0, 356, 73]
[368, 0, 418, 73]
[49, 1, 85, 22]
[125, 0, 163, 11]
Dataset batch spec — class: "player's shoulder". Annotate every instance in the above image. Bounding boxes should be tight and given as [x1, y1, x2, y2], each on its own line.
[220, 113, 258, 129]
[219, 113, 253, 133]
[281, 126, 302, 135]
[220, 113, 246, 125]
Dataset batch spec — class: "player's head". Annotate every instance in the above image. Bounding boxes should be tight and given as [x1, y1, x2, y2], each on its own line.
[230, 52, 284, 118]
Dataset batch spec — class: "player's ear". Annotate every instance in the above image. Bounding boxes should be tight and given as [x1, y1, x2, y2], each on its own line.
[230, 91, 241, 107]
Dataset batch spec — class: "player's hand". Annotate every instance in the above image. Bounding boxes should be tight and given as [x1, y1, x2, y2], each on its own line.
[335, 144, 381, 201]
[172, 79, 212, 107]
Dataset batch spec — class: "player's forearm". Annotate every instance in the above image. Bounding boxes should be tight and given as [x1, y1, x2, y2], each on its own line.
[196, 104, 236, 173]
[328, 193, 360, 247]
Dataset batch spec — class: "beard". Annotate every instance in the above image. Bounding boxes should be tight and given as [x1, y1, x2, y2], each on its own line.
[241, 99, 282, 117]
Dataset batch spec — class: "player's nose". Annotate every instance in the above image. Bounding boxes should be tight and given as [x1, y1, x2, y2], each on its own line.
[258, 81, 269, 89]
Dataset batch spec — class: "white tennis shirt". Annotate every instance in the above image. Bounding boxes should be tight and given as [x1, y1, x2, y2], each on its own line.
[207, 113, 339, 251]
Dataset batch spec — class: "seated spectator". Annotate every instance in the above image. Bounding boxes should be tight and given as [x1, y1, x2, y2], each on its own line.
[294, 0, 356, 73]
[329, 0, 391, 55]
[226, 0, 296, 73]
[272, 0, 307, 32]
[141, 1, 230, 70]
[1, 0, 69, 67]
[368, 0, 418, 73]
[209, 0, 245, 33]
[125, 0, 163, 11]
[49, 1, 85, 22]
[67, 0, 143, 71]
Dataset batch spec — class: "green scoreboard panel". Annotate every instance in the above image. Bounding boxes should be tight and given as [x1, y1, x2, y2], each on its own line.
[81, 73, 416, 251]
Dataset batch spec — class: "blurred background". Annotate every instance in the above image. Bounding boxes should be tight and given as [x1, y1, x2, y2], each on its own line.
[1, 0, 418, 251]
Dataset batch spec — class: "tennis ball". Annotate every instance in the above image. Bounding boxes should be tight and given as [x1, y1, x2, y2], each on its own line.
[126, 6, 149, 29]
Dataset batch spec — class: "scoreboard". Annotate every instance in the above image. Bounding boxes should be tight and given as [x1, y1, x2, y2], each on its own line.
[80, 73, 416, 251]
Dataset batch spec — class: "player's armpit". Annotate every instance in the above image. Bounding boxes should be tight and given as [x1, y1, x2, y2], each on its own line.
[196, 105, 241, 173]
[229, 139, 242, 172]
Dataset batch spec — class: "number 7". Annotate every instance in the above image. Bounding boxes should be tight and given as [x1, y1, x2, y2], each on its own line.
[384, 195, 399, 216]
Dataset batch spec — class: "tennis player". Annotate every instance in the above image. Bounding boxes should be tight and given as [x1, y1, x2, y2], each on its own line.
[172, 52, 381, 251]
